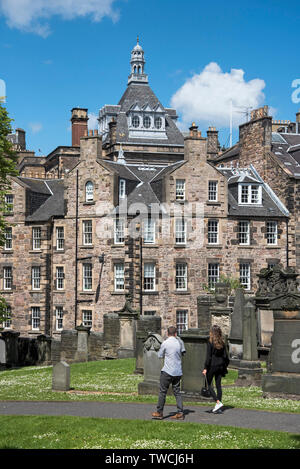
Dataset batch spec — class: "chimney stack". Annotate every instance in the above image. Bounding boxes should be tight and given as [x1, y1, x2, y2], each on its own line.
[207, 127, 219, 158]
[184, 122, 207, 161]
[109, 118, 117, 145]
[71, 108, 88, 147]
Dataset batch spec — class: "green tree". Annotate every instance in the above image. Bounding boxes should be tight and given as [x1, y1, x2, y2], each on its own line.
[0, 102, 18, 326]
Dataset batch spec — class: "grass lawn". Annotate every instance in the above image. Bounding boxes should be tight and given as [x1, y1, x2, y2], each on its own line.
[0, 359, 300, 414]
[0, 414, 299, 449]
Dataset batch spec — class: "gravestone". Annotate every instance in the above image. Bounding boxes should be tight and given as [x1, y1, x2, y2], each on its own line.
[0, 338, 6, 365]
[259, 266, 300, 398]
[138, 333, 163, 395]
[52, 361, 70, 391]
[134, 315, 161, 374]
[235, 297, 263, 385]
[229, 288, 244, 361]
[180, 328, 212, 401]
[74, 324, 90, 362]
[117, 294, 139, 359]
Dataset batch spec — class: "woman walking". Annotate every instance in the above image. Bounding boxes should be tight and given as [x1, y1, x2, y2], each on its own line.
[202, 325, 230, 413]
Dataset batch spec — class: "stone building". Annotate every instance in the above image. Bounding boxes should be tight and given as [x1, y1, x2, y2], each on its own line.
[1, 41, 292, 338]
[213, 105, 300, 268]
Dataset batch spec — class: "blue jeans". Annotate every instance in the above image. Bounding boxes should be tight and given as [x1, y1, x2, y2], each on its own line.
[157, 371, 183, 413]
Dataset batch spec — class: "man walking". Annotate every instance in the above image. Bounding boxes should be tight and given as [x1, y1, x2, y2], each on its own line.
[151, 326, 186, 420]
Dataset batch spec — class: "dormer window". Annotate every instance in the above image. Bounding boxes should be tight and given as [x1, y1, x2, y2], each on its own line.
[143, 116, 151, 128]
[155, 117, 162, 129]
[238, 184, 262, 205]
[132, 115, 140, 128]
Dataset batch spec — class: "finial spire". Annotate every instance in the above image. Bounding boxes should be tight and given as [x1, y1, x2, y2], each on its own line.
[137, 35, 139, 43]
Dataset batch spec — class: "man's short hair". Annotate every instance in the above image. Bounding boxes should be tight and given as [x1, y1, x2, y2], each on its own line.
[168, 326, 177, 336]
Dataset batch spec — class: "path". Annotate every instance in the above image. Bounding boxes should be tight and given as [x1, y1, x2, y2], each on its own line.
[0, 401, 299, 434]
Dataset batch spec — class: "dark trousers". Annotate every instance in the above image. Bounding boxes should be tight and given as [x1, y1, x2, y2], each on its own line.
[206, 368, 223, 402]
[157, 371, 183, 413]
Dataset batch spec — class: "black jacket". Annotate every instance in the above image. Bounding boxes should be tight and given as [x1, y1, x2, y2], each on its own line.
[204, 341, 230, 376]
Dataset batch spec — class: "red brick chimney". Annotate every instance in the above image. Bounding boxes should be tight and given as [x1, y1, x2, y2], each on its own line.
[71, 108, 89, 147]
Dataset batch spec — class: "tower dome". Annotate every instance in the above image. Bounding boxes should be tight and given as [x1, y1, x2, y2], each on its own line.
[128, 37, 148, 85]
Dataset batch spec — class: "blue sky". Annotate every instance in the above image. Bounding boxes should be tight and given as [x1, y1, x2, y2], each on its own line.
[0, 0, 299, 155]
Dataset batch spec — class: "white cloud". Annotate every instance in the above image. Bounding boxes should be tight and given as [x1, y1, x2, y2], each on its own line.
[29, 122, 43, 134]
[88, 112, 99, 130]
[171, 62, 266, 130]
[0, 0, 119, 37]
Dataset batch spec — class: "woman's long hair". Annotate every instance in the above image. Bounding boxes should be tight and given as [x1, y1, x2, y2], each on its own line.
[209, 325, 225, 350]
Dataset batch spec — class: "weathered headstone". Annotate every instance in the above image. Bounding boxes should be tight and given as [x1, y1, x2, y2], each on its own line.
[52, 361, 70, 391]
[134, 315, 161, 374]
[117, 295, 139, 359]
[138, 333, 163, 395]
[0, 338, 6, 364]
[235, 297, 263, 385]
[229, 288, 244, 361]
[180, 328, 212, 401]
[74, 324, 90, 362]
[210, 283, 233, 337]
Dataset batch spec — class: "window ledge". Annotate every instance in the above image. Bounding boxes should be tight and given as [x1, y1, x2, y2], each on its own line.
[266, 245, 280, 249]
[143, 291, 159, 295]
[29, 250, 43, 254]
[83, 201, 95, 206]
[53, 290, 65, 294]
[238, 245, 253, 248]
[206, 201, 221, 206]
[54, 249, 65, 254]
[2, 250, 13, 254]
[0, 291, 13, 294]
[173, 290, 191, 295]
[79, 291, 95, 295]
[79, 245, 94, 249]
[111, 244, 125, 248]
[207, 245, 222, 249]
[111, 291, 125, 295]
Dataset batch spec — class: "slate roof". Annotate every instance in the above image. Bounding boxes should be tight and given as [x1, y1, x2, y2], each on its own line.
[215, 132, 300, 178]
[16, 177, 65, 222]
[103, 160, 185, 207]
[218, 166, 289, 218]
[103, 82, 184, 147]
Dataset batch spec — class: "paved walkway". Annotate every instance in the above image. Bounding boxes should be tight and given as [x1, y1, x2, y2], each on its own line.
[0, 401, 299, 434]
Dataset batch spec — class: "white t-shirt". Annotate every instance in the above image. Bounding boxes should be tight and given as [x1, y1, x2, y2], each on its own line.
[158, 336, 186, 377]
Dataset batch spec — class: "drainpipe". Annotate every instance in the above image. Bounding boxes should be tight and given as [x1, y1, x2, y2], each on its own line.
[140, 235, 143, 316]
[75, 170, 79, 327]
[286, 218, 289, 268]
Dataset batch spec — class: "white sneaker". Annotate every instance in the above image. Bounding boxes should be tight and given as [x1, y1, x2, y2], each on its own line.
[212, 402, 223, 413]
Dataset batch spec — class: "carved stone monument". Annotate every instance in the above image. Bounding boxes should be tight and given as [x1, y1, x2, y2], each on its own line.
[138, 333, 163, 395]
[74, 324, 91, 362]
[257, 265, 300, 398]
[134, 315, 161, 374]
[117, 294, 139, 359]
[235, 297, 263, 385]
[209, 283, 233, 337]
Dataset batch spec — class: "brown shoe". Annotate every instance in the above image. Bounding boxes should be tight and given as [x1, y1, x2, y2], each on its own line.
[170, 413, 185, 420]
[151, 411, 163, 420]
